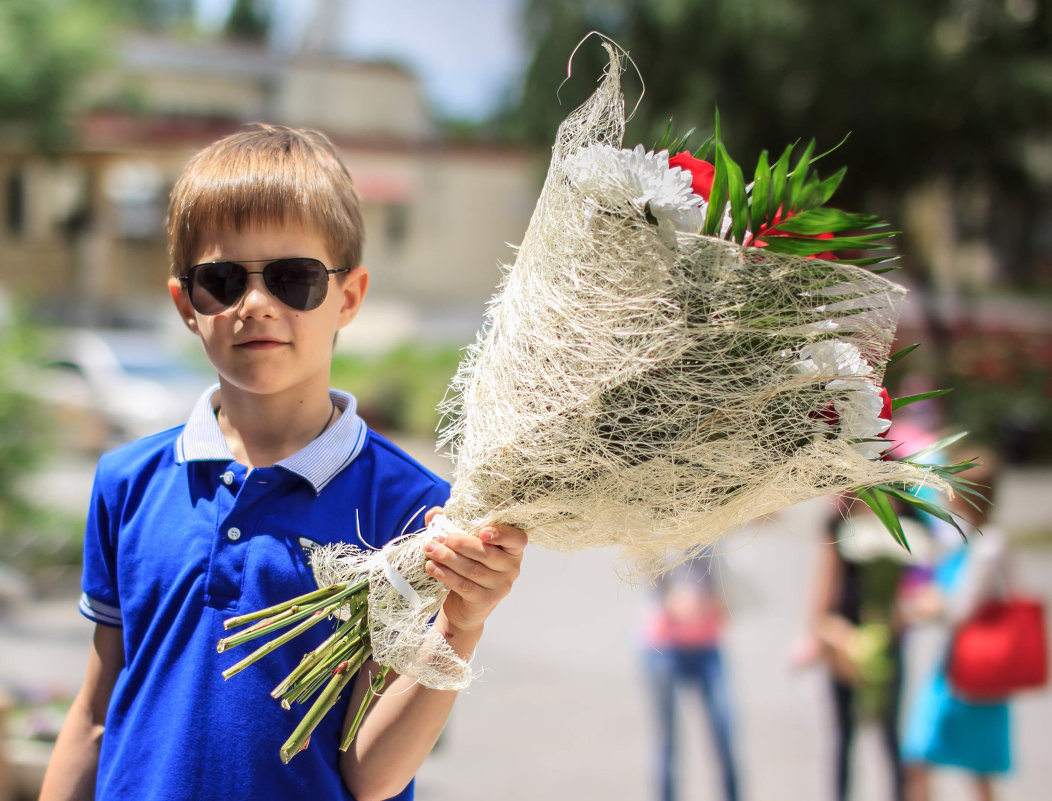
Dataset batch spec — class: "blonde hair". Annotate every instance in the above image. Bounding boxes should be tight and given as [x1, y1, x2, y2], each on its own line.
[167, 123, 364, 276]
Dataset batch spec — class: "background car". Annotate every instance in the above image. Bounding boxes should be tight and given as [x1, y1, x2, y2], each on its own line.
[30, 327, 215, 454]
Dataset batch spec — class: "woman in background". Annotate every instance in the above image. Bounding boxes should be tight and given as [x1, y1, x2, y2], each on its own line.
[900, 451, 1013, 801]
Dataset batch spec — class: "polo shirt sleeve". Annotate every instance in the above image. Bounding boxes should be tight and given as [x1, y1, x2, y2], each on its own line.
[79, 457, 123, 627]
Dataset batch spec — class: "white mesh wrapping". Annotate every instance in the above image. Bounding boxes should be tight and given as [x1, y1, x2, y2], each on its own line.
[310, 517, 472, 691]
[439, 47, 939, 570]
[313, 45, 943, 690]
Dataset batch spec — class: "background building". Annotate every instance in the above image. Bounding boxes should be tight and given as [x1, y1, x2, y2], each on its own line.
[0, 27, 538, 346]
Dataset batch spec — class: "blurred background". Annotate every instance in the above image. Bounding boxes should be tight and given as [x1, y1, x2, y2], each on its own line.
[0, 1, 1050, 799]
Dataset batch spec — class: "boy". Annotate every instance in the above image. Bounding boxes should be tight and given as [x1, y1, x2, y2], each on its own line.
[40, 124, 526, 801]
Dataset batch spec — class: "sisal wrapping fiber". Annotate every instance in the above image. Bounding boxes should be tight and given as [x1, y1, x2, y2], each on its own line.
[315, 46, 942, 689]
[311, 529, 474, 690]
[437, 47, 937, 573]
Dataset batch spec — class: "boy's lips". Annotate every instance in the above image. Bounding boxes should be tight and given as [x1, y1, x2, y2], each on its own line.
[235, 337, 288, 350]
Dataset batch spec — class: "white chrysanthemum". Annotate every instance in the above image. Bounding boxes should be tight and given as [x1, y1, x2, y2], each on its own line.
[828, 379, 893, 458]
[793, 339, 873, 379]
[793, 339, 891, 458]
[566, 144, 706, 239]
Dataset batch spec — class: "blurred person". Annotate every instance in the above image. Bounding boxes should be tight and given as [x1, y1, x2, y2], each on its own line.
[641, 548, 740, 801]
[900, 451, 1012, 801]
[792, 494, 933, 801]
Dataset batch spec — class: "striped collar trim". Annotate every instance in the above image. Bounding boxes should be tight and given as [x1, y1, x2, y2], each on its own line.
[175, 384, 369, 494]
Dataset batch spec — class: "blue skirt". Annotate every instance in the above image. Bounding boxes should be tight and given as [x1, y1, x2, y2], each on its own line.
[902, 667, 1012, 774]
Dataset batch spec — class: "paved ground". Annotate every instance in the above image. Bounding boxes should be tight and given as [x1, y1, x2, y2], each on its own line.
[415, 483, 1052, 801]
[3, 453, 1051, 801]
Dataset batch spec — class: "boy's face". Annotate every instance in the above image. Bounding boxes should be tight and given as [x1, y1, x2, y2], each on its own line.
[168, 221, 368, 400]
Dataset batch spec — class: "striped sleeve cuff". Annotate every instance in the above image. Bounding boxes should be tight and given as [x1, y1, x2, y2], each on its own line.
[79, 593, 123, 627]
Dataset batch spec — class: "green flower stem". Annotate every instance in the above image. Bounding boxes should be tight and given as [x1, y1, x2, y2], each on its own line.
[223, 606, 296, 643]
[340, 665, 393, 752]
[221, 583, 348, 630]
[281, 636, 367, 708]
[222, 605, 341, 681]
[286, 645, 371, 711]
[218, 580, 366, 653]
[218, 574, 414, 760]
[270, 608, 366, 699]
[282, 659, 338, 709]
[221, 587, 367, 681]
[283, 664, 333, 710]
[279, 647, 370, 764]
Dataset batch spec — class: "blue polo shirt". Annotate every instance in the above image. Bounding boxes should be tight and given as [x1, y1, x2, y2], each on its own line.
[79, 386, 450, 801]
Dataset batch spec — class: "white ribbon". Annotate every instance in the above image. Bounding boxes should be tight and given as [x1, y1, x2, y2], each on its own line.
[380, 514, 460, 612]
[382, 551, 423, 611]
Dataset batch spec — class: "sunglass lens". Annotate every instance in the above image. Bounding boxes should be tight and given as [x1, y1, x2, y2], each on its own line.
[191, 262, 247, 314]
[264, 258, 329, 311]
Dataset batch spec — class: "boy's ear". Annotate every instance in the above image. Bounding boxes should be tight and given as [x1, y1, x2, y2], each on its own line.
[168, 277, 200, 334]
[337, 266, 369, 329]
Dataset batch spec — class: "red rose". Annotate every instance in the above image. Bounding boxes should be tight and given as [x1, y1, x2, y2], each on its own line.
[878, 386, 893, 425]
[877, 386, 895, 459]
[669, 151, 715, 201]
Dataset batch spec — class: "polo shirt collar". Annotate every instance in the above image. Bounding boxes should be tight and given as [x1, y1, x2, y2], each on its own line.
[175, 384, 369, 494]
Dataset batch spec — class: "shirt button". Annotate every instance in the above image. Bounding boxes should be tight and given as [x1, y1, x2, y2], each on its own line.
[221, 471, 235, 486]
[226, 527, 242, 541]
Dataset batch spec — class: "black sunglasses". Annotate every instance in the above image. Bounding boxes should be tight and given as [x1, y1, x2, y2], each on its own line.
[179, 258, 351, 315]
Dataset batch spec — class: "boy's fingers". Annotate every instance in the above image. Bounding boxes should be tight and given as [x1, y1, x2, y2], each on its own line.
[477, 525, 527, 557]
[425, 540, 518, 591]
[426, 559, 503, 601]
[422, 507, 526, 559]
[433, 526, 525, 566]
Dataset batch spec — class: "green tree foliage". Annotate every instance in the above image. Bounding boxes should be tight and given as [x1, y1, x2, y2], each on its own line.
[503, 0, 1051, 208]
[0, 313, 85, 568]
[0, 0, 113, 151]
[224, 0, 272, 43]
[0, 315, 48, 540]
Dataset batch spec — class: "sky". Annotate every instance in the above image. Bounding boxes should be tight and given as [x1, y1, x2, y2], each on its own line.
[196, 0, 529, 120]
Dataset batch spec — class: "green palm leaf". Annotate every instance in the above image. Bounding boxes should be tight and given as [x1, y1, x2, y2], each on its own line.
[760, 232, 894, 257]
[768, 144, 794, 223]
[802, 167, 847, 210]
[891, 389, 952, 412]
[769, 208, 887, 235]
[886, 343, 921, 370]
[719, 142, 749, 244]
[783, 139, 816, 210]
[855, 487, 911, 551]
[751, 150, 772, 234]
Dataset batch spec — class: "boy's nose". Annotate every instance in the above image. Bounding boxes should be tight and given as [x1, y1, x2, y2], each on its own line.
[237, 273, 280, 316]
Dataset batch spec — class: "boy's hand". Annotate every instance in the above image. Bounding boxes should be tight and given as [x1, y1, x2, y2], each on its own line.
[422, 507, 526, 653]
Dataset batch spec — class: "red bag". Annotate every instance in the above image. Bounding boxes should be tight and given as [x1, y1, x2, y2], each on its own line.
[948, 596, 1049, 700]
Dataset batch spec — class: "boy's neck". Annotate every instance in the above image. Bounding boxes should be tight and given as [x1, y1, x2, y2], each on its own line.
[214, 383, 340, 469]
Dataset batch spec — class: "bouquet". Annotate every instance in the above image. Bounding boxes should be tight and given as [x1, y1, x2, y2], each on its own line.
[219, 42, 973, 762]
